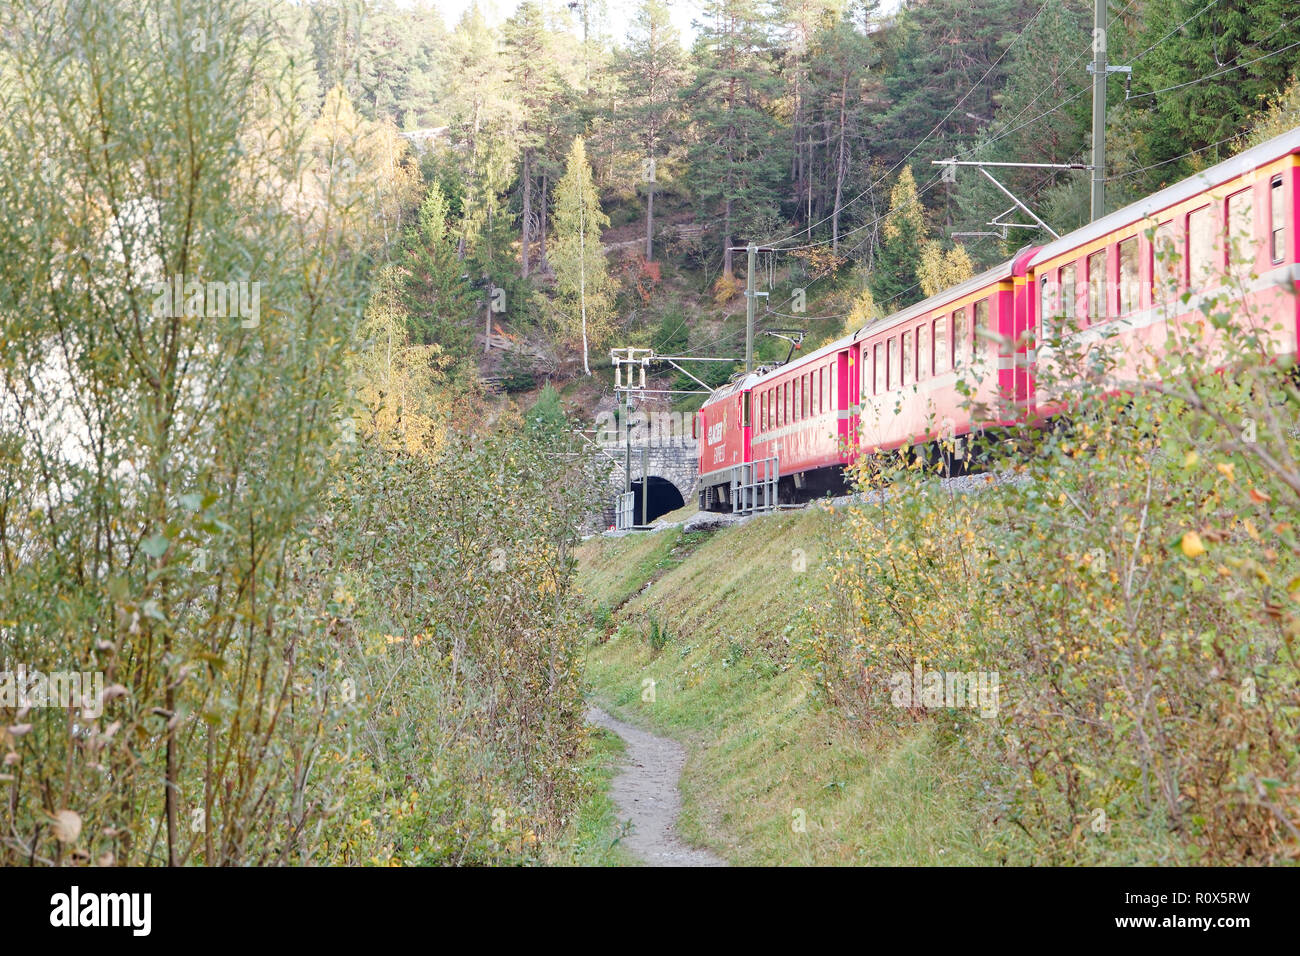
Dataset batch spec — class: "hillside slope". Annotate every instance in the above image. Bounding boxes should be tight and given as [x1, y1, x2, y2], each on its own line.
[576, 510, 993, 866]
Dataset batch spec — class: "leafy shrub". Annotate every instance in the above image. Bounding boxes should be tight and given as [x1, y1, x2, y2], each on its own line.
[812, 280, 1300, 864]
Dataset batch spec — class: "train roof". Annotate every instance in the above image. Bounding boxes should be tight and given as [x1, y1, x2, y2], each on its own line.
[1030, 126, 1300, 266]
[697, 129, 1300, 410]
[700, 327, 856, 406]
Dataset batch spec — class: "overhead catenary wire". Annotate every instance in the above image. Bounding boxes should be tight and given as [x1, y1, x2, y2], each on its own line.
[679, 0, 1291, 370]
[1127, 33, 1300, 101]
[762, 0, 1061, 252]
[1105, 133, 1240, 180]
[1128, 0, 1224, 64]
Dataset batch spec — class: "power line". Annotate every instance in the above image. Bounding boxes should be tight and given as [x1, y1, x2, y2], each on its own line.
[1128, 37, 1300, 101]
[952, 0, 1146, 162]
[1129, 0, 1223, 64]
[1105, 133, 1239, 181]
[763, 0, 1059, 252]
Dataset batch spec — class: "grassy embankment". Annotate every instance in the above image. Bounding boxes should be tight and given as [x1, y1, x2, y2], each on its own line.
[554, 727, 640, 866]
[576, 508, 995, 865]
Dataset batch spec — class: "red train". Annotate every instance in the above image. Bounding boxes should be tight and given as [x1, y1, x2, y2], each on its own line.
[696, 128, 1300, 512]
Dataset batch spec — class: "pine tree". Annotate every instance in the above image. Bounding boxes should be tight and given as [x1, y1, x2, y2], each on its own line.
[870, 165, 927, 309]
[551, 136, 614, 374]
[616, 0, 688, 261]
[444, 5, 520, 261]
[949, 0, 1090, 248]
[403, 182, 479, 353]
[504, 2, 563, 278]
[875, 0, 1034, 167]
[686, 0, 789, 277]
[804, 7, 883, 251]
[1115, 0, 1300, 193]
[777, 0, 844, 237]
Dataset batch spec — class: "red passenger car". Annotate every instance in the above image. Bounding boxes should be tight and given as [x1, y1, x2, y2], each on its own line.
[853, 253, 1032, 459]
[690, 128, 1300, 513]
[1028, 129, 1300, 416]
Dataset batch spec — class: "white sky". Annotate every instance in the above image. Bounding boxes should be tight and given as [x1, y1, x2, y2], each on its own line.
[426, 0, 904, 47]
[428, 0, 719, 47]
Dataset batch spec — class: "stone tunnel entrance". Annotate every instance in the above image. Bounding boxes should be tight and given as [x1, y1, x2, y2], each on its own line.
[629, 476, 686, 524]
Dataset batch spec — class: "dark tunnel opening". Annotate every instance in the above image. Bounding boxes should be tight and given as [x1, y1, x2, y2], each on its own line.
[630, 476, 685, 525]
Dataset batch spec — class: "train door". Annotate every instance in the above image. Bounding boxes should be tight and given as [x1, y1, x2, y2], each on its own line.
[837, 347, 854, 461]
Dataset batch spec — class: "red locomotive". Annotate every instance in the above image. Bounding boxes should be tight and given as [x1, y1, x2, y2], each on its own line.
[696, 128, 1300, 511]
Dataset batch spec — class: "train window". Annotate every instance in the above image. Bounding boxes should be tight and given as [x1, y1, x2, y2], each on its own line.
[933, 317, 948, 372]
[918, 323, 930, 381]
[901, 331, 912, 386]
[1039, 274, 1054, 343]
[743, 392, 751, 428]
[888, 337, 900, 390]
[1271, 176, 1286, 263]
[1060, 263, 1078, 330]
[1188, 205, 1218, 286]
[973, 299, 990, 361]
[1227, 189, 1254, 269]
[803, 373, 810, 419]
[952, 308, 967, 366]
[1118, 238, 1139, 315]
[873, 343, 884, 395]
[1087, 250, 1107, 322]
[1153, 223, 1178, 299]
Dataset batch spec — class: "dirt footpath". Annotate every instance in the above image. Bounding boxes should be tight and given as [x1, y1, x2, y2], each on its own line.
[586, 706, 726, 867]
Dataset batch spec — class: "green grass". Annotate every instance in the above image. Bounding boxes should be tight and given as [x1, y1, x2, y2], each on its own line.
[578, 507, 995, 865]
[550, 726, 639, 867]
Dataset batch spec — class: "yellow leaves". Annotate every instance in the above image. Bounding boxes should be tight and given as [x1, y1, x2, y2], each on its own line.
[1183, 450, 1200, 469]
[1180, 531, 1207, 558]
[1216, 462, 1236, 484]
[1248, 487, 1271, 504]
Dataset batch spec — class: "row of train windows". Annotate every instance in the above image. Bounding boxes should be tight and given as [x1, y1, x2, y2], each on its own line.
[758, 364, 835, 432]
[1040, 176, 1288, 328]
[864, 299, 994, 397]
